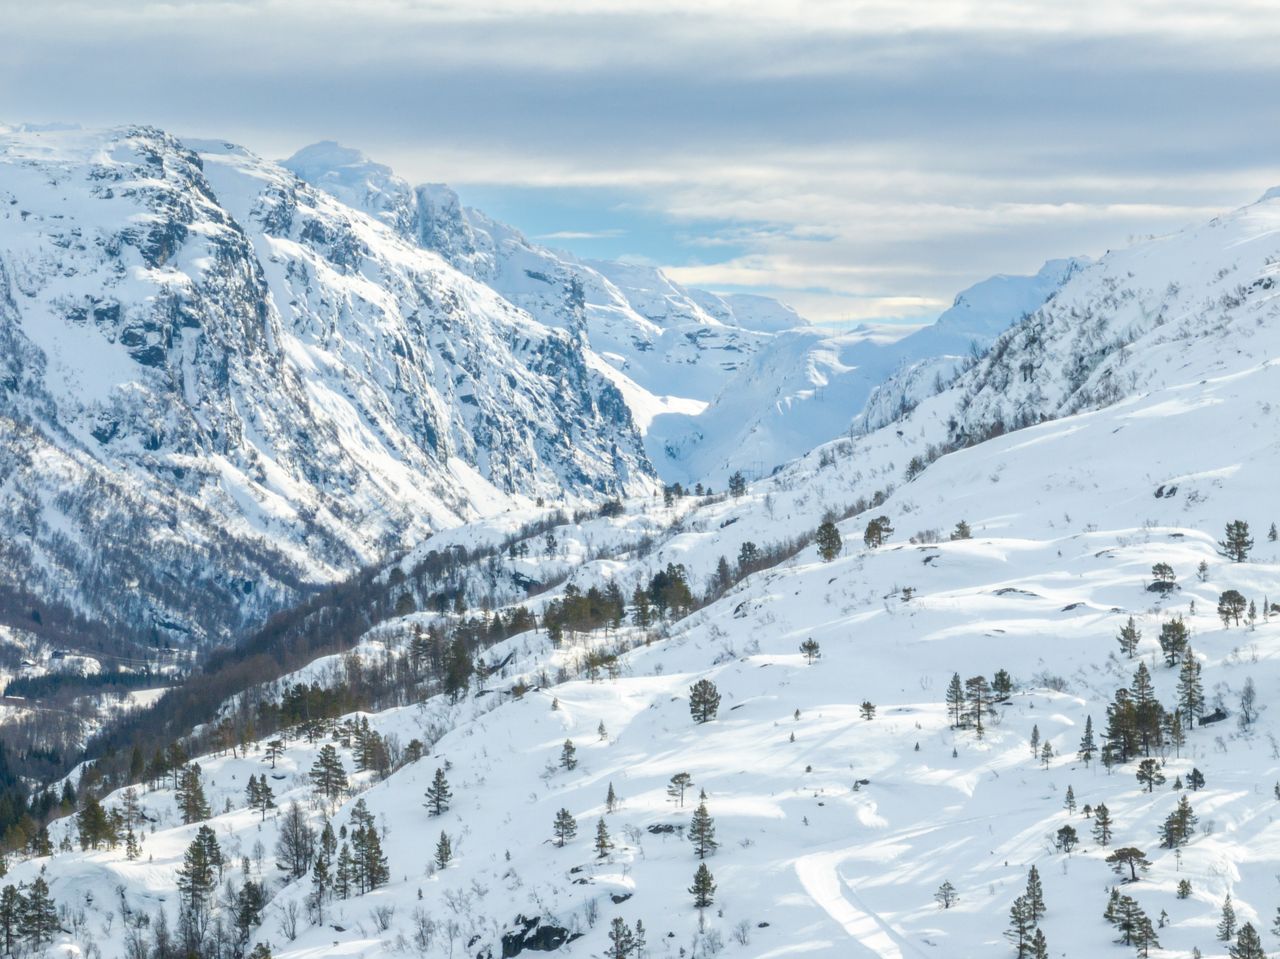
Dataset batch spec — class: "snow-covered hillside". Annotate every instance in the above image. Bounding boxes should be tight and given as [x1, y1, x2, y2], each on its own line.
[13, 185, 1280, 959]
[649, 258, 1086, 485]
[0, 125, 651, 644]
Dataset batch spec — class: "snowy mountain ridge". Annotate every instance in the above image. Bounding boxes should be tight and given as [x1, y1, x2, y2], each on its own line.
[283, 142, 1084, 485]
[0, 125, 652, 646]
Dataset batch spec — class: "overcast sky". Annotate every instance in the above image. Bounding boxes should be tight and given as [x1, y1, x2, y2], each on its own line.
[5, 0, 1280, 323]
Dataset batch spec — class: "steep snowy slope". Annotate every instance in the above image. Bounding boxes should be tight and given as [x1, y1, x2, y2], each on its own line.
[283, 142, 781, 415]
[15, 187, 1280, 959]
[0, 125, 651, 645]
[284, 142, 1084, 487]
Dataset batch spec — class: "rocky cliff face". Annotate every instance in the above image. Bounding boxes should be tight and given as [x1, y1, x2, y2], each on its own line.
[0, 126, 652, 645]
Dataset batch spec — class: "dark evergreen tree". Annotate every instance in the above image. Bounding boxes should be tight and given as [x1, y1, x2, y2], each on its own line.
[560, 739, 578, 771]
[1231, 922, 1265, 959]
[1093, 802, 1113, 847]
[424, 767, 452, 816]
[1136, 758, 1166, 793]
[0, 884, 23, 955]
[689, 680, 721, 724]
[1005, 896, 1036, 958]
[1219, 894, 1237, 941]
[1158, 617, 1189, 667]
[1160, 795, 1198, 849]
[690, 863, 716, 909]
[606, 916, 637, 959]
[946, 673, 965, 727]
[690, 801, 718, 859]
[176, 764, 212, 824]
[815, 521, 842, 562]
[1117, 615, 1141, 658]
[309, 745, 348, 803]
[1220, 520, 1253, 562]
[992, 669, 1014, 701]
[594, 818, 613, 859]
[1105, 847, 1150, 882]
[19, 877, 56, 947]
[1078, 716, 1096, 765]
[434, 831, 452, 869]
[1024, 866, 1045, 921]
[553, 808, 577, 847]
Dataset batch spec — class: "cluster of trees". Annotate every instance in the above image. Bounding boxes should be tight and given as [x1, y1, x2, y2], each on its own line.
[544, 583, 626, 643]
[945, 670, 1015, 737]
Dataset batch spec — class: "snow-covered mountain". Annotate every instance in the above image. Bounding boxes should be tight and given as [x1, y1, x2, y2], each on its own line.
[14, 179, 1280, 959]
[649, 258, 1087, 484]
[0, 125, 652, 646]
[284, 142, 1084, 487]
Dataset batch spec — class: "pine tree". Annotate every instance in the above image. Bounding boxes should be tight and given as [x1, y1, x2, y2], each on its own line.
[860, 700, 877, 720]
[945, 672, 965, 727]
[667, 772, 693, 807]
[1231, 922, 1265, 959]
[1092, 802, 1113, 846]
[690, 801, 718, 859]
[424, 767, 452, 816]
[689, 680, 721, 723]
[964, 676, 991, 737]
[951, 519, 972, 540]
[1219, 894, 1237, 941]
[1105, 847, 1150, 882]
[1136, 758, 1166, 793]
[1078, 716, 1096, 765]
[1030, 724, 1040, 758]
[594, 818, 613, 859]
[309, 745, 348, 802]
[560, 739, 578, 771]
[553, 808, 577, 847]
[125, 824, 141, 860]
[690, 863, 716, 909]
[935, 880, 958, 909]
[0, 885, 21, 956]
[1024, 866, 1045, 921]
[335, 842, 353, 897]
[433, 830, 452, 870]
[799, 638, 821, 663]
[1029, 929, 1049, 959]
[1117, 616, 1141, 658]
[816, 521, 842, 562]
[992, 669, 1014, 701]
[176, 764, 212, 824]
[1187, 767, 1206, 791]
[1178, 879, 1192, 900]
[1055, 825, 1078, 853]
[1177, 649, 1204, 725]
[1220, 520, 1254, 562]
[1158, 616, 1190, 667]
[1040, 741, 1054, 769]
[1160, 795, 1198, 849]
[265, 739, 284, 769]
[605, 782, 619, 813]
[248, 774, 276, 821]
[1063, 785, 1076, 814]
[176, 828, 220, 942]
[19, 877, 56, 947]
[1005, 896, 1036, 958]
[606, 916, 637, 959]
